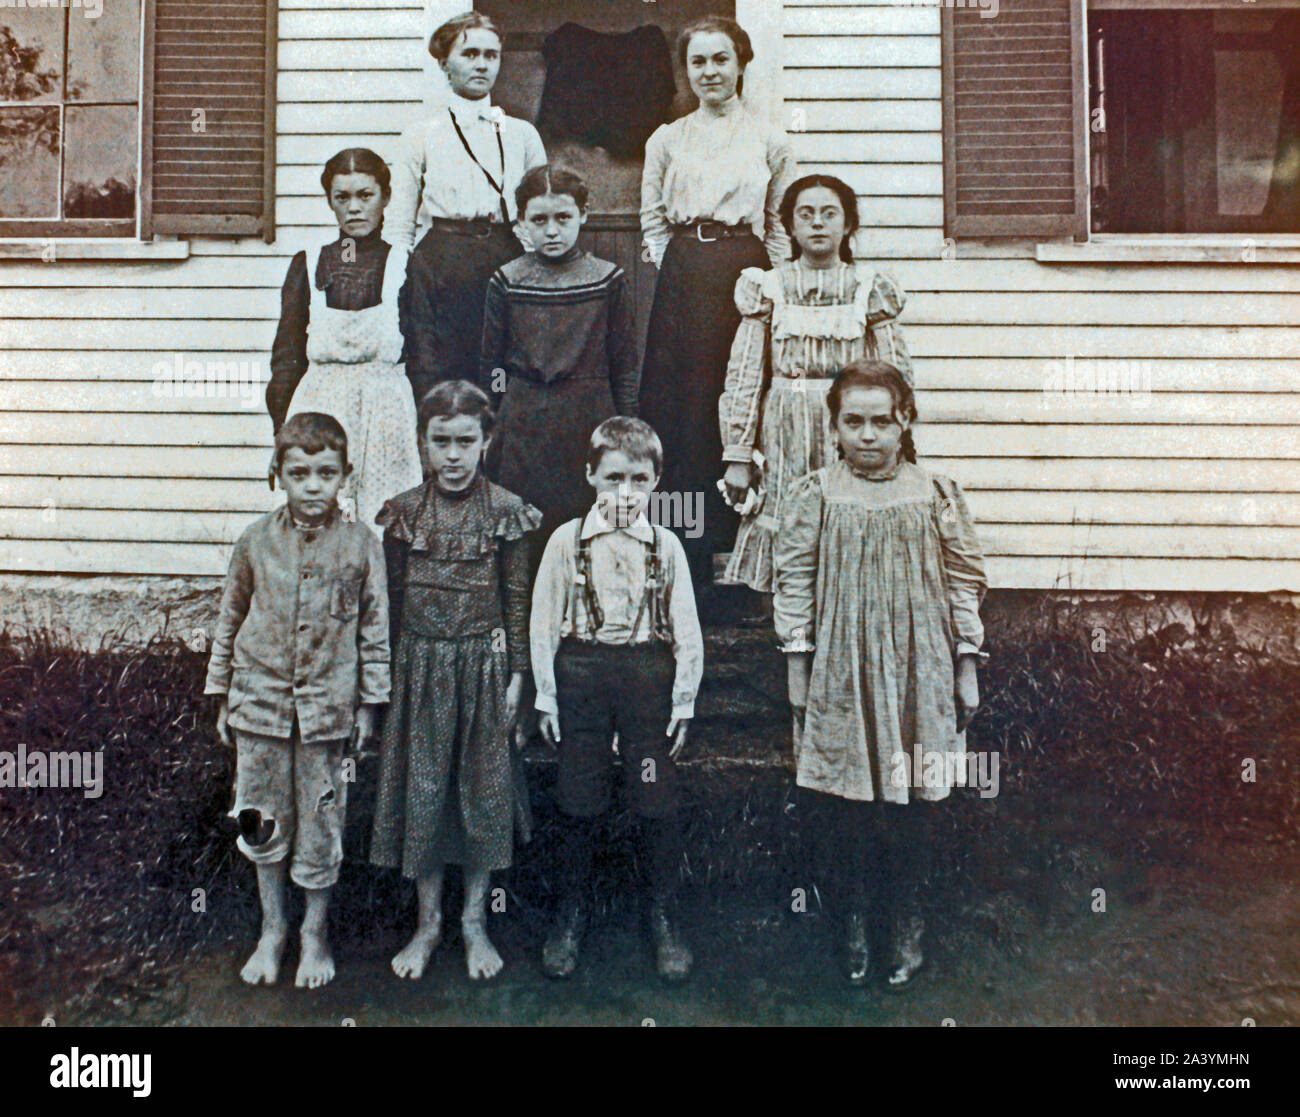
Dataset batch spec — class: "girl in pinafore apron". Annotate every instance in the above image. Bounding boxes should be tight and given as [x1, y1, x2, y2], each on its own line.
[718, 174, 912, 599]
[775, 361, 987, 989]
[267, 148, 423, 536]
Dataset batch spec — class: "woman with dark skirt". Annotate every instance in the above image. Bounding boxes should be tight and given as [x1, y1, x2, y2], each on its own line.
[639, 15, 797, 590]
[387, 11, 547, 406]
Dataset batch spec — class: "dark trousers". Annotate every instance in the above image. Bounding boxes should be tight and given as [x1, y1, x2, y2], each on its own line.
[551, 637, 684, 900]
[401, 223, 521, 406]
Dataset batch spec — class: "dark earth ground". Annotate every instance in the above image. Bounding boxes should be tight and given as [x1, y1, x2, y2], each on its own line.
[163, 835, 1300, 1027]
[4, 604, 1300, 1027]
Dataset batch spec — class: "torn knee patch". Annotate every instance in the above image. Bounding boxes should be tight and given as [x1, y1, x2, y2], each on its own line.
[238, 808, 276, 846]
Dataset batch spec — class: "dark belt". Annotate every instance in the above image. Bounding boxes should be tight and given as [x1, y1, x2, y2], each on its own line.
[670, 220, 754, 242]
[426, 216, 507, 239]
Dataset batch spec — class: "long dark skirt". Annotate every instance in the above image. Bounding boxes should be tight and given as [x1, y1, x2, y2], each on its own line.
[370, 630, 532, 877]
[638, 232, 770, 582]
[401, 223, 521, 406]
[487, 375, 618, 551]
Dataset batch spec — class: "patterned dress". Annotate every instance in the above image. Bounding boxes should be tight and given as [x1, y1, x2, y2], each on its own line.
[283, 241, 423, 538]
[718, 261, 913, 593]
[773, 460, 987, 804]
[369, 474, 541, 876]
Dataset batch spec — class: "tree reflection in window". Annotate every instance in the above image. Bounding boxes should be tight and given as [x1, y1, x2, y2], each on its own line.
[0, 4, 141, 232]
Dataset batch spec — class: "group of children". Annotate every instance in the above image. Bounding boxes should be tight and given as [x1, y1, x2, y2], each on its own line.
[206, 20, 989, 993]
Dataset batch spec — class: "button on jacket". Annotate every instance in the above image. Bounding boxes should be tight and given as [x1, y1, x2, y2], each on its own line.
[205, 505, 391, 744]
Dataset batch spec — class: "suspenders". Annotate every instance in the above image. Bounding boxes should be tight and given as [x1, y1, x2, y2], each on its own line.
[573, 521, 673, 644]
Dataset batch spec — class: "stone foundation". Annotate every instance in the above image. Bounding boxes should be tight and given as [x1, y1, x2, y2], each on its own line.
[3, 573, 1300, 662]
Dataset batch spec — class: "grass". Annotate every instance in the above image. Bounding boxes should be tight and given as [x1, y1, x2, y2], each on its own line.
[1, 598, 1297, 1023]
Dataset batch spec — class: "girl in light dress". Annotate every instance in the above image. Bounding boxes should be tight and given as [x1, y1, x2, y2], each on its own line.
[718, 174, 912, 596]
[774, 360, 987, 989]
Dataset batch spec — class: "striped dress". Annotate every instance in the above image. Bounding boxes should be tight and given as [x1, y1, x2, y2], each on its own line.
[718, 261, 913, 593]
[480, 247, 639, 547]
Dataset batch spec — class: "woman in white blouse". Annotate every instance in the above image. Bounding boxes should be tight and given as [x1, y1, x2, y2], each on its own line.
[388, 11, 547, 405]
[639, 15, 797, 590]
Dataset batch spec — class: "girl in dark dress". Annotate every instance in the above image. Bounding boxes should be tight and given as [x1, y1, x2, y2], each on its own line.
[370, 381, 541, 982]
[481, 165, 640, 551]
[638, 15, 797, 587]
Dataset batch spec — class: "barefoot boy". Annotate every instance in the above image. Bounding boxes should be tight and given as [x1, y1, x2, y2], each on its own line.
[530, 417, 703, 982]
[205, 412, 390, 989]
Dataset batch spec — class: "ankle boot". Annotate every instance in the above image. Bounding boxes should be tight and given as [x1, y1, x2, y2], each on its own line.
[541, 894, 587, 979]
[648, 895, 693, 983]
[886, 904, 925, 990]
[843, 911, 872, 986]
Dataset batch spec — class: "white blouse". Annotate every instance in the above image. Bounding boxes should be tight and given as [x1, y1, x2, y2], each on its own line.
[386, 90, 548, 249]
[640, 95, 797, 268]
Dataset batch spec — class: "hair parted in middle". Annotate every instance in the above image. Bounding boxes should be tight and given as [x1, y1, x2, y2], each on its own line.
[678, 15, 754, 95]
[428, 10, 503, 61]
[320, 147, 392, 197]
[417, 379, 496, 439]
[587, 416, 664, 474]
[515, 164, 590, 215]
[780, 174, 861, 264]
[827, 359, 918, 464]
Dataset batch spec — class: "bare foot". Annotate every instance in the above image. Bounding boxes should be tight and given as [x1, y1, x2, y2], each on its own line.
[392, 916, 442, 980]
[295, 929, 336, 989]
[240, 926, 288, 986]
[463, 918, 503, 981]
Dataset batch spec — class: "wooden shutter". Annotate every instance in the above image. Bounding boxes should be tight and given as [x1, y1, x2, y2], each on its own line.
[141, 0, 278, 241]
[942, 0, 1088, 238]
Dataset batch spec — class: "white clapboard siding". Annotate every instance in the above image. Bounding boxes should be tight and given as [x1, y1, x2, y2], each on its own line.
[0, 0, 1298, 590]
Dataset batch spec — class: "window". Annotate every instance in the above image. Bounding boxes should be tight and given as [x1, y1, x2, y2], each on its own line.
[0, 0, 278, 242]
[942, 0, 1300, 239]
[0, 2, 143, 237]
[1092, 8, 1300, 233]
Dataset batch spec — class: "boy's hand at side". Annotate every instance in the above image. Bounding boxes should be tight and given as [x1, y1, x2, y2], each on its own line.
[351, 703, 378, 756]
[955, 655, 980, 732]
[539, 711, 562, 747]
[667, 717, 690, 759]
[216, 698, 234, 748]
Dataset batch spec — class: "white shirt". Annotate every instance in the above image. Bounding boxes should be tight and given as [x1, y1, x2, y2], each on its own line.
[387, 91, 548, 248]
[640, 95, 796, 268]
[530, 507, 704, 721]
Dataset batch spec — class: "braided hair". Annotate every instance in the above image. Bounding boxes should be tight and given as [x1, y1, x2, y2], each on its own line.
[826, 359, 917, 464]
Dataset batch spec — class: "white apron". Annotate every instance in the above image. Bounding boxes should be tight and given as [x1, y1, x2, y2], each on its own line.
[285, 244, 423, 537]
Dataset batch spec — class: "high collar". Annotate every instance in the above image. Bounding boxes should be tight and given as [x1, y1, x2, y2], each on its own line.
[432, 470, 483, 501]
[581, 505, 655, 544]
[331, 227, 385, 251]
[698, 92, 743, 120]
[447, 88, 497, 123]
[536, 245, 584, 267]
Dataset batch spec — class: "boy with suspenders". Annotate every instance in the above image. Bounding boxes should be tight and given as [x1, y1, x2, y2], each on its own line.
[530, 418, 704, 982]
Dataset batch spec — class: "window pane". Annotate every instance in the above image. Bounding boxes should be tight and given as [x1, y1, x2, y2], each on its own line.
[1215, 50, 1285, 218]
[0, 105, 59, 217]
[0, 11, 66, 103]
[67, 0, 140, 104]
[63, 103, 135, 218]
